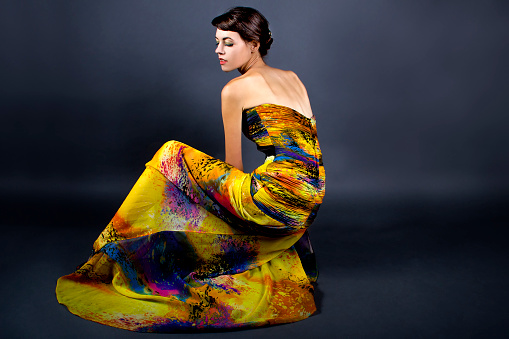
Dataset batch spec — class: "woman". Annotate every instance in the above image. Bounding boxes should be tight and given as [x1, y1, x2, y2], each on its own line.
[56, 7, 325, 332]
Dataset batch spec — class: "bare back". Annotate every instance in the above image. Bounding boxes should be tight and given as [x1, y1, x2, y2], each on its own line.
[236, 67, 314, 119]
[221, 65, 314, 171]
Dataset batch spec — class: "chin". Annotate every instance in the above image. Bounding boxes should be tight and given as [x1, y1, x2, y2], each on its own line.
[220, 65, 236, 72]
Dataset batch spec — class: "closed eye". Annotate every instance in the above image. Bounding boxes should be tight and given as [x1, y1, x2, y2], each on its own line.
[215, 38, 234, 47]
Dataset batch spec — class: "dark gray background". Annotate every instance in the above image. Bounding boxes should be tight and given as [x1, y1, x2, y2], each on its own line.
[2, 0, 508, 199]
[1, 1, 508, 338]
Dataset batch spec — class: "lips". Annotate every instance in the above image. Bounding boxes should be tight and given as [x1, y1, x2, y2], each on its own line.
[219, 58, 227, 65]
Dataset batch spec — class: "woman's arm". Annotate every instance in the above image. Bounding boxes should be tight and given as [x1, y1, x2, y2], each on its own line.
[221, 81, 244, 171]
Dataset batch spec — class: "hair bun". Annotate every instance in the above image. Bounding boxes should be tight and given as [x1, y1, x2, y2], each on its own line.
[265, 37, 273, 51]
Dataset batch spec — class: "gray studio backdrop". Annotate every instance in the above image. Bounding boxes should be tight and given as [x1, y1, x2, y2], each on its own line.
[1, 0, 508, 202]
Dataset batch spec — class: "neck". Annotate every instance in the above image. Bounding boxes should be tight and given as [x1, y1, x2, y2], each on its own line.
[239, 53, 265, 74]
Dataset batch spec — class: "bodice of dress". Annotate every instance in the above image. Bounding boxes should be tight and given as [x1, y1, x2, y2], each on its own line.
[242, 103, 325, 227]
[243, 103, 323, 170]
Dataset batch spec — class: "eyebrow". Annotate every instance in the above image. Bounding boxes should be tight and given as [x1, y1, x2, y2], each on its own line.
[215, 37, 233, 40]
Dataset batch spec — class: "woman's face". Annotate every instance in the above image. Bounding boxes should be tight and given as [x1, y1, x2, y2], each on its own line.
[215, 29, 253, 72]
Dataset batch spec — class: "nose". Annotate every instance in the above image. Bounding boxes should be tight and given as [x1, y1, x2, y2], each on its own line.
[215, 43, 224, 55]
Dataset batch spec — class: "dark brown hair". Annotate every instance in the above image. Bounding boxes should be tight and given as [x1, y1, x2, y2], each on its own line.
[211, 7, 273, 57]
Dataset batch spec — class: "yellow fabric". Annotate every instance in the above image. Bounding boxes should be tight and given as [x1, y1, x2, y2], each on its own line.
[56, 104, 325, 332]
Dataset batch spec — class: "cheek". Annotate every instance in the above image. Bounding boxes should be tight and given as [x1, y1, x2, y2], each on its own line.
[228, 49, 241, 64]
[230, 48, 241, 58]
[231, 47, 249, 62]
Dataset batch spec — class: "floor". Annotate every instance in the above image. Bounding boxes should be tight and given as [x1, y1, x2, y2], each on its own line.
[1, 193, 508, 338]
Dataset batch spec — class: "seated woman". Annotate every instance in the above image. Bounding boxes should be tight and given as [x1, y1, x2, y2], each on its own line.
[56, 6, 325, 332]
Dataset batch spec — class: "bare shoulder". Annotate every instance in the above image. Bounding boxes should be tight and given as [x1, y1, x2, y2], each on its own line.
[285, 70, 307, 91]
[222, 73, 261, 97]
[222, 73, 267, 108]
[285, 69, 299, 79]
[221, 77, 242, 99]
[239, 71, 266, 87]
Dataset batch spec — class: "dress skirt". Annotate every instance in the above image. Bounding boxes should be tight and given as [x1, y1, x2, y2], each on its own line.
[56, 139, 322, 332]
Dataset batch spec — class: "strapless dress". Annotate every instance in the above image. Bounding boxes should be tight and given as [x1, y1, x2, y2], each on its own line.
[56, 103, 325, 332]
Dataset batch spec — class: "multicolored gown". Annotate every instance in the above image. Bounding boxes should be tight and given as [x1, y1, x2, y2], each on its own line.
[56, 103, 325, 332]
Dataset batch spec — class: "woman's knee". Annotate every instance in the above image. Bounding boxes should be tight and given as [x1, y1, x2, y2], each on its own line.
[162, 140, 184, 149]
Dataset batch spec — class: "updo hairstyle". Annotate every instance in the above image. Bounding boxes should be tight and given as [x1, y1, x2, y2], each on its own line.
[211, 7, 273, 57]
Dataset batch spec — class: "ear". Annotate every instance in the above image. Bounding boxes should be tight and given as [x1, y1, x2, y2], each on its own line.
[249, 40, 260, 52]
